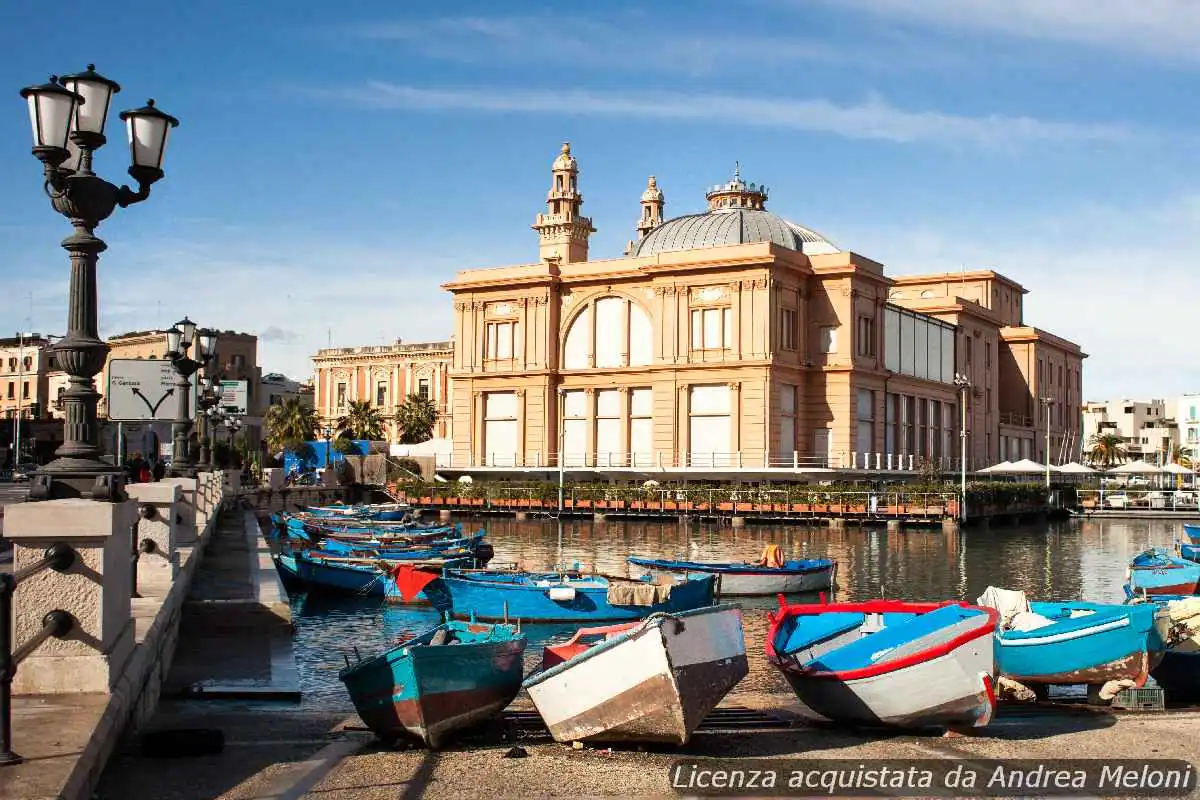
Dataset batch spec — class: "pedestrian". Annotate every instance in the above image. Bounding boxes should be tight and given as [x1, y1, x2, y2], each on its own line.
[152, 460, 165, 482]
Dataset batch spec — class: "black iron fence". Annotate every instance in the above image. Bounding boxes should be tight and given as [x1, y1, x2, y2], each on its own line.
[0, 542, 78, 766]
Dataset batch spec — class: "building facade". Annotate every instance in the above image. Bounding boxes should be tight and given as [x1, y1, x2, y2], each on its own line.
[311, 340, 453, 442]
[439, 145, 1085, 472]
[260, 373, 310, 409]
[1082, 398, 1178, 464]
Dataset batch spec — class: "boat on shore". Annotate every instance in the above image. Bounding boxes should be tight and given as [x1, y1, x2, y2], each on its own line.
[766, 598, 998, 730]
[976, 587, 1166, 693]
[424, 568, 717, 623]
[1127, 549, 1200, 596]
[339, 618, 526, 748]
[627, 547, 835, 595]
[523, 604, 747, 745]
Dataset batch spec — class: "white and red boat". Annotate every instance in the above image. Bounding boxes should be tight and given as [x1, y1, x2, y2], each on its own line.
[522, 604, 747, 744]
[766, 597, 998, 730]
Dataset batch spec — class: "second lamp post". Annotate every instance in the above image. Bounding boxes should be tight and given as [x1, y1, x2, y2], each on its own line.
[165, 317, 216, 477]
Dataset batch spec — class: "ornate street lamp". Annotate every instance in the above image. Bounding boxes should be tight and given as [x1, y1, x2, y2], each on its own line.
[321, 424, 334, 468]
[165, 318, 216, 477]
[197, 371, 222, 467]
[953, 373, 971, 522]
[19, 66, 178, 501]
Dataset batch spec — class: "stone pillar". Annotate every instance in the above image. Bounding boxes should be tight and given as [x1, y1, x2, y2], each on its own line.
[5, 498, 137, 694]
[263, 468, 284, 490]
[163, 477, 199, 546]
[223, 468, 241, 494]
[126, 482, 182, 582]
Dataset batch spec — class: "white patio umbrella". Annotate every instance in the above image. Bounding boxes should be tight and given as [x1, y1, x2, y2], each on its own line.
[975, 461, 1013, 474]
[1161, 463, 1194, 475]
[996, 458, 1049, 474]
[1056, 462, 1097, 474]
[1108, 461, 1165, 474]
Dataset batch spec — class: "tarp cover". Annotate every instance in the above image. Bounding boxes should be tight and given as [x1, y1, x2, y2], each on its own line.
[607, 578, 673, 606]
[977, 586, 1053, 632]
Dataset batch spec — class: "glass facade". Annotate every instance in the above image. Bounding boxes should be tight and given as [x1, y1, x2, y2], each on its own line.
[884, 305, 956, 383]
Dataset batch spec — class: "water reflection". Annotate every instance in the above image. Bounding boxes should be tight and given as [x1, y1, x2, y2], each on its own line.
[289, 515, 1194, 710]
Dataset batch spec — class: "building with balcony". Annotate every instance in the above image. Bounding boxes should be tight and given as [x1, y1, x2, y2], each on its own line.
[0, 334, 67, 463]
[311, 340, 453, 443]
[1082, 399, 1174, 463]
[437, 144, 1085, 474]
[1173, 394, 1200, 459]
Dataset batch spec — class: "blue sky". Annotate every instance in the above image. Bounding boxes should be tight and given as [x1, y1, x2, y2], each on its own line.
[3, 0, 1198, 399]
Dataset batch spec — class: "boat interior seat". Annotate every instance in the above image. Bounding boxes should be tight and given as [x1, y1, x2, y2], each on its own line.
[780, 612, 866, 654]
[429, 629, 459, 646]
[809, 605, 977, 672]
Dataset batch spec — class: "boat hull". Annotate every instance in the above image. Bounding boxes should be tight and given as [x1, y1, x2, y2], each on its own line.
[1183, 523, 1200, 545]
[340, 623, 525, 748]
[995, 602, 1163, 686]
[524, 605, 747, 744]
[627, 558, 834, 595]
[1128, 550, 1200, 596]
[436, 572, 717, 622]
[274, 553, 461, 601]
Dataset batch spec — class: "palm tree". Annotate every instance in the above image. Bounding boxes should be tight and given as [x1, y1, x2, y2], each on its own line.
[1170, 443, 1194, 469]
[264, 398, 318, 456]
[337, 400, 386, 441]
[1087, 432, 1127, 468]
[395, 393, 439, 444]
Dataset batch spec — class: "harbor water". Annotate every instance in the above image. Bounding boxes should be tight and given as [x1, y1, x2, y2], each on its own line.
[285, 515, 1189, 710]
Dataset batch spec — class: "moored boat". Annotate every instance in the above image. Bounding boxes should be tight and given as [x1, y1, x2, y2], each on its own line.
[627, 548, 835, 596]
[1182, 523, 1200, 545]
[523, 604, 747, 745]
[1127, 549, 1200, 596]
[976, 587, 1166, 691]
[339, 618, 526, 748]
[273, 551, 471, 602]
[425, 568, 717, 623]
[766, 598, 998, 729]
[1135, 596, 1200, 701]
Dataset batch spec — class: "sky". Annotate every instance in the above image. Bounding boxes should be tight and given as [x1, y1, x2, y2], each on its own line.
[3, 0, 1199, 400]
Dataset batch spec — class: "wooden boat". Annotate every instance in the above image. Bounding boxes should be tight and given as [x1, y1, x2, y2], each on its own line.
[339, 618, 526, 748]
[1182, 542, 1199, 563]
[977, 587, 1166, 690]
[522, 604, 747, 745]
[306, 502, 413, 521]
[1182, 523, 1200, 545]
[317, 530, 485, 558]
[627, 547, 835, 595]
[766, 598, 998, 729]
[273, 551, 470, 602]
[1127, 549, 1200, 596]
[420, 568, 717, 623]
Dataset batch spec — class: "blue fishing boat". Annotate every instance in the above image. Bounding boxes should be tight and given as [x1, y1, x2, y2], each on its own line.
[339, 617, 526, 747]
[1181, 542, 1200, 563]
[1182, 523, 1200, 545]
[307, 502, 413, 522]
[628, 549, 835, 596]
[274, 551, 473, 602]
[1127, 549, 1200, 596]
[317, 530, 485, 558]
[422, 568, 717, 623]
[977, 587, 1166, 691]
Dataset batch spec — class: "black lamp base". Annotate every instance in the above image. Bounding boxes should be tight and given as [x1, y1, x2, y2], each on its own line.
[28, 459, 127, 502]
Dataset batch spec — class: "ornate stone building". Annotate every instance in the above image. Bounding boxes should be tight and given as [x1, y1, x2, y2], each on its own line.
[439, 144, 1085, 473]
[311, 340, 453, 442]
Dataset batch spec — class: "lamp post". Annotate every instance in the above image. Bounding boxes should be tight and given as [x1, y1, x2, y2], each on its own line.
[165, 320, 216, 477]
[557, 387, 566, 515]
[197, 374, 221, 467]
[226, 417, 243, 469]
[321, 424, 334, 469]
[19, 66, 178, 501]
[1041, 396, 1054, 488]
[953, 373, 971, 522]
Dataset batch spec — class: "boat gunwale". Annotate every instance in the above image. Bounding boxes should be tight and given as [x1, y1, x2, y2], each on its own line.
[337, 619, 524, 681]
[627, 556, 836, 576]
[766, 600, 998, 682]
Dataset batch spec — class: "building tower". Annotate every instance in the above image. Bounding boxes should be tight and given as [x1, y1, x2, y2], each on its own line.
[636, 175, 664, 239]
[705, 161, 767, 211]
[532, 142, 595, 263]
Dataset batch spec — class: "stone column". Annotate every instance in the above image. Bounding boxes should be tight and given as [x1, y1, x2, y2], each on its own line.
[125, 482, 182, 582]
[5, 498, 137, 694]
[163, 476, 199, 546]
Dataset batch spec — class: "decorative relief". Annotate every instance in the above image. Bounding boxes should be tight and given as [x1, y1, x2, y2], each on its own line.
[454, 301, 469, 311]
[694, 286, 727, 303]
[561, 292, 574, 307]
[515, 388, 525, 397]
[491, 302, 514, 316]
[727, 382, 740, 390]
[471, 301, 486, 311]
[644, 287, 657, 300]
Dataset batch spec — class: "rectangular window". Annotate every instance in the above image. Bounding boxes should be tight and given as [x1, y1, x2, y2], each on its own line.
[819, 326, 837, 354]
[690, 307, 732, 350]
[780, 308, 797, 351]
[336, 383, 346, 408]
[486, 321, 516, 360]
[376, 381, 387, 407]
[483, 392, 519, 466]
[985, 342, 992, 368]
[689, 384, 732, 467]
[562, 389, 588, 467]
[856, 316, 876, 357]
[630, 388, 653, 467]
[780, 384, 796, 458]
[5, 383, 12, 400]
[856, 388, 874, 454]
[418, 378, 430, 401]
[21, 382, 28, 399]
[884, 307, 900, 371]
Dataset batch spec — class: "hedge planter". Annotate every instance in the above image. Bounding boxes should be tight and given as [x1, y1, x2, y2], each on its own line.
[718, 502, 734, 512]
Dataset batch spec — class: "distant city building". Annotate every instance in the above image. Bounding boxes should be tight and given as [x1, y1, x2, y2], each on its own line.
[260, 372, 309, 408]
[437, 144, 1085, 472]
[1174, 394, 1200, 459]
[1082, 399, 1177, 463]
[0, 334, 65, 463]
[311, 340, 453, 442]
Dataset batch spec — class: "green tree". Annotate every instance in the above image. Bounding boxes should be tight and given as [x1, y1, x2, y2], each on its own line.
[264, 397, 318, 456]
[394, 393, 439, 444]
[337, 400, 386, 441]
[1088, 433, 1127, 468]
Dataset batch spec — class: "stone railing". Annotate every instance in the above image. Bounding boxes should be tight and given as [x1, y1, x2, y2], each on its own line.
[0, 469, 233, 799]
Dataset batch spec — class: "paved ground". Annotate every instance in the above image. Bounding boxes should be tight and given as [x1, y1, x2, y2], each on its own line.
[94, 694, 1200, 800]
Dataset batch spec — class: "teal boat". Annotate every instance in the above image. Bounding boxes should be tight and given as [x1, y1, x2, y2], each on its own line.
[338, 618, 526, 748]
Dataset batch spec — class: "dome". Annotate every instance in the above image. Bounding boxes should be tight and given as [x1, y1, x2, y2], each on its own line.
[552, 141, 577, 171]
[631, 208, 840, 257]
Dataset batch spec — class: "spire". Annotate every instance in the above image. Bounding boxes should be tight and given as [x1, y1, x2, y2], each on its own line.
[636, 175, 664, 240]
[532, 141, 595, 263]
[706, 163, 767, 211]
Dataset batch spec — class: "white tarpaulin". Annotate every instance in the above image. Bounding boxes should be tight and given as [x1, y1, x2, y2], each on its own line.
[977, 586, 1052, 631]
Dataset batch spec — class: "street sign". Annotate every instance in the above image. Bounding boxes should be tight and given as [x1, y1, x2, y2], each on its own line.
[106, 359, 198, 422]
[218, 379, 249, 415]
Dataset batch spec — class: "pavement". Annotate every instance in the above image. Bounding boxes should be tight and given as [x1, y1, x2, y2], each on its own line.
[92, 694, 1200, 800]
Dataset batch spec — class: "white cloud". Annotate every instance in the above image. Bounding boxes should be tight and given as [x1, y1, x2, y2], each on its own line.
[827, 0, 1200, 63]
[311, 82, 1136, 149]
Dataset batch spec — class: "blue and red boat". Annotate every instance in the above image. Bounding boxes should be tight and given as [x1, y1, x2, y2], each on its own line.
[1127, 549, 1200, 596]
[339, 617, 526, 748]
[274, 551, 476, 602]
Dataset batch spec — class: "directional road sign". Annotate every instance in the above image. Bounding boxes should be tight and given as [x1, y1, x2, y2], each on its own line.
[106, 359, 198, 422]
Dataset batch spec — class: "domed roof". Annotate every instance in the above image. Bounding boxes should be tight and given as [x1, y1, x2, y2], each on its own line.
[552, 141, 577, 171]
[631, 208, 839, 257]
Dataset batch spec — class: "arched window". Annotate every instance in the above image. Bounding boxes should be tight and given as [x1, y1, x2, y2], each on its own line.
[562, 295, 653, 369]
